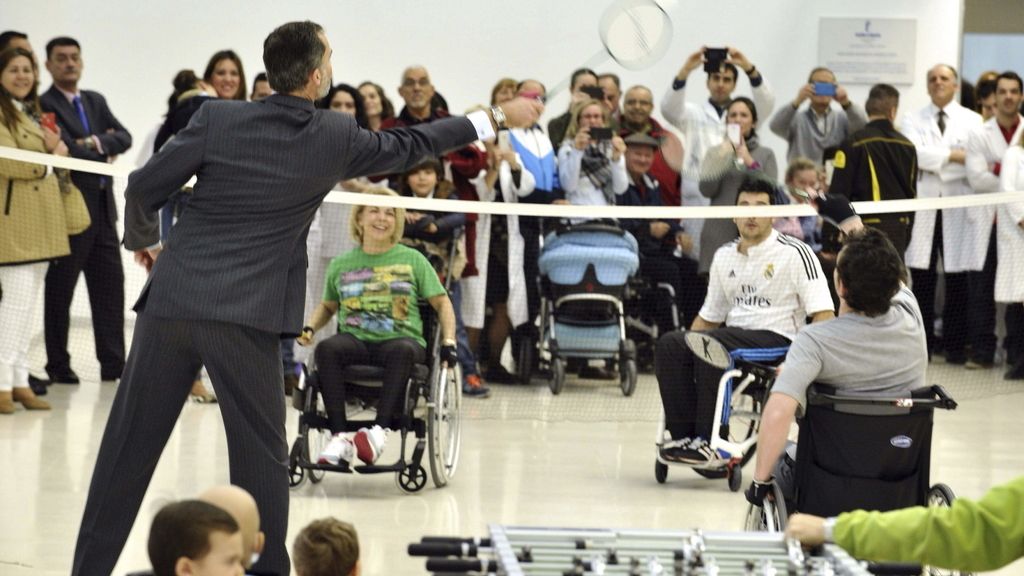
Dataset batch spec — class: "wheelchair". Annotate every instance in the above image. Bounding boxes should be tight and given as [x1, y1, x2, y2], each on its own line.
[654, 332, 788, 491]
[286, 301, 462, 494]
[745, 384, 965, 576]
[624, 275, 680, 371]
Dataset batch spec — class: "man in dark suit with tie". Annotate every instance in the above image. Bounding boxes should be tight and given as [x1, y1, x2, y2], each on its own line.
[70, 21, 542, 576]
[40, 36, 132, 385]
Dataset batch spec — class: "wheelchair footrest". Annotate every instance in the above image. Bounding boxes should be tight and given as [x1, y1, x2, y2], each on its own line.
[353, 462, 408, 474]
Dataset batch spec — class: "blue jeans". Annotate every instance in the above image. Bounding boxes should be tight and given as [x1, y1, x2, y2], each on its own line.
[447, 281, 479, 380]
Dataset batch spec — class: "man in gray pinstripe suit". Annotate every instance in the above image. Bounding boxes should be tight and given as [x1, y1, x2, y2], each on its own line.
[70, 21, 542, 576]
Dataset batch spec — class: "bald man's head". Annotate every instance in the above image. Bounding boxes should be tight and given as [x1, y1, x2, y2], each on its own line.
[199, 485, 264, 568]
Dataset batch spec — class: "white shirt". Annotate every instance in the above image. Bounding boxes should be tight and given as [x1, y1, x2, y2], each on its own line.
[700, 230, 833, 340]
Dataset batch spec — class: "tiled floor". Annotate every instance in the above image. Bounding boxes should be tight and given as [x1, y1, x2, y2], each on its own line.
[2, 326, 1022, 575]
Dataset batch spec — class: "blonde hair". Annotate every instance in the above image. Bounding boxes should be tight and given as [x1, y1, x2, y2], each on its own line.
[785, 157, 819, 184]
[564, 98, 608, 143]
[293, 518, 359, 576]
[349, 187, 406, 246]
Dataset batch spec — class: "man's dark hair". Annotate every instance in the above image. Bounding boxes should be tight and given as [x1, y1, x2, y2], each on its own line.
[253, 72, 268, 89]
[598, 72, 621, 89]
[0, 31, 28, 52]
[736, 175, 778, 205]
[996, 71, 1024, 94]
[263, 21, 325, 94]
[836, 227, 904, 316]
[976, 79, 997, 102]
[865, 83, 900, 117]
[148, 500, 239, 576]
[45, 36, 80, 59]
[569, 68, 598, 92]
[709, 61, 738, 81]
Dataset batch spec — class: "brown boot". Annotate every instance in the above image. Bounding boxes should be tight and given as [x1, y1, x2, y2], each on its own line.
[12, 387, 51, 410]
[0, 391, 13, 414]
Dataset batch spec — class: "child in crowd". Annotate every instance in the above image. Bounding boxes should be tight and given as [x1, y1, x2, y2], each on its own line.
[400, 159, 491, 398]
[148, 500, 245, 576]
[292, 518, 361, 576]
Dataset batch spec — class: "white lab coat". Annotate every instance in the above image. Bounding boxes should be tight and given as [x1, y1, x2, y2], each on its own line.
[660, 79, 775, 259]
[902, 102, 983, 272]
[996, 146, 1024, 303]
[460, 153, 534, 330]
[965, 115, 1024, 273]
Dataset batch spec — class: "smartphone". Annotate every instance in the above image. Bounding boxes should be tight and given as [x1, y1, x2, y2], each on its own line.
[40, 112, 58, 133]
[589, 127, 613, 141]
[497, 130, 511, 150]
[813, 82, 837, 97]
[581, 85, 605, 101]
[704, 47, 728, 73]
[726, 123, 741, 146]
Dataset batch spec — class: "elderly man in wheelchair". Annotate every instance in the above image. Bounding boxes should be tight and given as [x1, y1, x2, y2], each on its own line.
[297, 191, 457, 469]
[655, 177, 835, 468]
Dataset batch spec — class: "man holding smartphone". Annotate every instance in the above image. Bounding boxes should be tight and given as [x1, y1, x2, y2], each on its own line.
[768, 67, 867, 164]
[660, 46, 775, 262]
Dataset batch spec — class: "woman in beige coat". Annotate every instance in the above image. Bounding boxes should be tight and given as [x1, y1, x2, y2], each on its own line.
[0, 47, 72, 413]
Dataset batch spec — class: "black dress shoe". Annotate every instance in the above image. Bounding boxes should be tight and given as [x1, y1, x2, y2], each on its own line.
[48, 370, 80, 385]
[28, 377, 48, 396]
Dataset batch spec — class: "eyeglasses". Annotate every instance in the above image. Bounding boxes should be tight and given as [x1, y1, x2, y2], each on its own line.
[402, 78, 431, 88]
[624, 99, 653, 107]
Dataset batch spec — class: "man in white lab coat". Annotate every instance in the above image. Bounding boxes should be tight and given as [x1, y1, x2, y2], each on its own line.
[660, 46, 775, 262]
[966, 71, 1024, 378]
[903, 65, 984, 365]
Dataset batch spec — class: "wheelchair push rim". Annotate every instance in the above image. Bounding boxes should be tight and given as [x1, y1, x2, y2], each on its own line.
[428, 363, 462, 488]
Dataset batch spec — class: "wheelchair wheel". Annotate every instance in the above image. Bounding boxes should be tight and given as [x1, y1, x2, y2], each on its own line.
[428, 363, 462, 488]
[727, 465, 742, 492]
[743, 483, 788, 532]
[305, 427, 329, 484]
[550, 358, 566, 395]
[397, 463, 428, 493]
[924, 484, 970, 576]
[288, 448, 307, 489]
[620, 359, 638, 397]
[654, 460, 668, 484]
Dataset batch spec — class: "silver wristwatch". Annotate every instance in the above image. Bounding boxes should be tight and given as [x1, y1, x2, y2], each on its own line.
[490, 105, 508, 130]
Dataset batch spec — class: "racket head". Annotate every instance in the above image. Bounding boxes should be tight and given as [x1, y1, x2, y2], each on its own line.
[599, 0, 674, 70]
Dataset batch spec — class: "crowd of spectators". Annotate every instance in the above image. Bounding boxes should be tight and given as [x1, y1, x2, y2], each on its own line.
[2, 28, 1024, 424]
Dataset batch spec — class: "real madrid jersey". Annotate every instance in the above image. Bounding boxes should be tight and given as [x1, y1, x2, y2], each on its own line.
[699, 230, 834, 340]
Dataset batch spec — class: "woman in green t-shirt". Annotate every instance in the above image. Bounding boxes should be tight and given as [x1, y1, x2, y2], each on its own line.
[297, 188, 456, 468]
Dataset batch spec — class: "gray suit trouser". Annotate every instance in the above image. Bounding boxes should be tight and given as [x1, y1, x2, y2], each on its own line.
[71, 312, 290, 576]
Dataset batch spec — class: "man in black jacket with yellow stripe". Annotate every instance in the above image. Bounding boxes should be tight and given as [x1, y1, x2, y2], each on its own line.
[828, 83, 917, 255]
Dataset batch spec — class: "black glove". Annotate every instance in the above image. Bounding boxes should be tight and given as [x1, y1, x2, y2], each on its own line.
[812, 193, 860, 231]
[440, 343, 457, 367]
[745, 478, 774, 506]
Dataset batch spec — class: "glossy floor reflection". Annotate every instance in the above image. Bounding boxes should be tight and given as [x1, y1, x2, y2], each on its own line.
[2, 329, 1023, 575]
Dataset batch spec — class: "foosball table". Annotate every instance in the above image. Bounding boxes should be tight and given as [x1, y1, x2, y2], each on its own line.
[408, 525, 871, 575]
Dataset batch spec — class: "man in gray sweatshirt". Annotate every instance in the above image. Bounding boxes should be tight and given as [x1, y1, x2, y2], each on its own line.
[769, 67, 867, 164]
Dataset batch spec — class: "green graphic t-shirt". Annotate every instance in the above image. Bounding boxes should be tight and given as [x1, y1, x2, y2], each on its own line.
[323, 244, 446, 347]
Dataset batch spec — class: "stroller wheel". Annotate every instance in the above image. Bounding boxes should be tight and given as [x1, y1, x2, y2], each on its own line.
[549, 358, 566, 395]
[620, 359, 638, 397]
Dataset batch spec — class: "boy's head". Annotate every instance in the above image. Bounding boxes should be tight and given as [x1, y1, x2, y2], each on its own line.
[401, 158, 443, 198]
[148, 500, 245, 576]
[199, 485, 265, 570]
[293, 518, 360, 576]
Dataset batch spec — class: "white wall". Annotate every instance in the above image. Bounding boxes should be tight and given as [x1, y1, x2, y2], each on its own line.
[6, 0, 963, 318]
[10, 0, 962, 162]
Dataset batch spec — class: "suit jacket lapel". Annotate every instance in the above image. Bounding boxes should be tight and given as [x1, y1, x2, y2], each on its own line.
[47, 85, 88, 136]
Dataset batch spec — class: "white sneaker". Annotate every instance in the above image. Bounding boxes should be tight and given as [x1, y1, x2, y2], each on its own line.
[318, 433, 354, 466]
[354, 425, 387, 465]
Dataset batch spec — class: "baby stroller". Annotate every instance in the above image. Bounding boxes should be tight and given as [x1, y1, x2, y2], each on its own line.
[537, 221, 640, 396]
